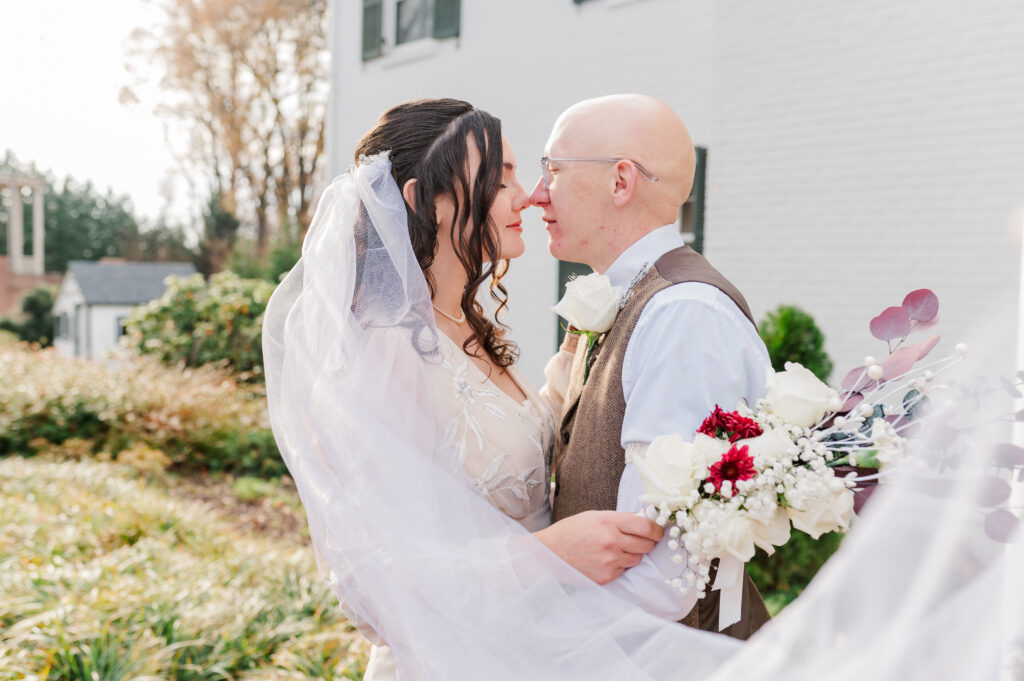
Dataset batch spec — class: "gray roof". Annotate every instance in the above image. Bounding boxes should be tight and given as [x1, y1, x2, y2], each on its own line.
[68, 260, 197, 305]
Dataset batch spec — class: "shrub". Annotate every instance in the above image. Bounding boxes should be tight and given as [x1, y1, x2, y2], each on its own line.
[758, 304, 833, 381]
[123, 271, 275, 380]
[0, 285, 56, 347]
[747, 531, 845, 612]
[0, 342, 284, 477]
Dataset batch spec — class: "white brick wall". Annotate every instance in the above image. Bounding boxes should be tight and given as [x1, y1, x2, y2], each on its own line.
[707, 0, 1024, 378]
[329, 0, 1024, 384]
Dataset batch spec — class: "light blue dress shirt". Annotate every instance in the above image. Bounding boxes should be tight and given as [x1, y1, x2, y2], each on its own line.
[599, 224, 771, 619]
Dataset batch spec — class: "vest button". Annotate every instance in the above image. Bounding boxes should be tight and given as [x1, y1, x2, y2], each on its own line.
[561, 432, 570, 445]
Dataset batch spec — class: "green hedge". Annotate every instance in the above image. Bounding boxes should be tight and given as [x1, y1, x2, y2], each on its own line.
[0, 342, 284, 478]
[123, 271, 275, 381]
[758, 304, 833, 381]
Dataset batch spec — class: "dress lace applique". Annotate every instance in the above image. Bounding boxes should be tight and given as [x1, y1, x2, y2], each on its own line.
[438, 335, 554, 529]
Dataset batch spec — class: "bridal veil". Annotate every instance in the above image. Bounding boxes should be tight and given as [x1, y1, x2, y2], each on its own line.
[263, 153, 1022, 680]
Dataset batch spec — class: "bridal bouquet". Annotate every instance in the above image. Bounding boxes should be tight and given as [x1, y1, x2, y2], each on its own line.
[631, 289, 966, 628]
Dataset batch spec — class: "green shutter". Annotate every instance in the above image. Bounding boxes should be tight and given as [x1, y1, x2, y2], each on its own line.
[362, 0, 383, 60]
[555, 260, 594, 345]
[433, 0, 460, 39]
[692, 146, 707, 254]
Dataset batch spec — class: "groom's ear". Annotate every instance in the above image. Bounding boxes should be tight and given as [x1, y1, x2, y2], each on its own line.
[610, 161, 636, 207]
[402, 178, 418, 210]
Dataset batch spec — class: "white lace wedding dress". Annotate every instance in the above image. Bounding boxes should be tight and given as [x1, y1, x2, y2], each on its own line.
[362, 333, 561, 681]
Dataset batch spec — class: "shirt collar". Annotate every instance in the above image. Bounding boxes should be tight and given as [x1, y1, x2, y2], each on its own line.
[603, 223, 685, 289]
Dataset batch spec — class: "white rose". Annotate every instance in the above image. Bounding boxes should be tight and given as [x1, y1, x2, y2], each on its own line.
[750, 507, 792, 555]
[551, 273, 623, 333]
[786, 486, 854, 540]
[633, 434, 712, 509]
[692, 433, 732, 465]
[737, 428, 794, 464]
[717, 514, 757, 563]
[764, 362, 841, 428]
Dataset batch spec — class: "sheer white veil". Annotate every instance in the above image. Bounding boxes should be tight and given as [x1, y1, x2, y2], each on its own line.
[263, 152, 1022, 680]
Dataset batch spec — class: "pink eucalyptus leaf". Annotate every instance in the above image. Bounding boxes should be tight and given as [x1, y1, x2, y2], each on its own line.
[984, 509, 1020, 543]
[870, 306, 912, 342]
[840, 393, 864, 413]
[879, 335, 941, 381]
[901, 289, 939, 322]
[909, 334, 942, 361]
[974, 476, 1012, 507]
[880, 347, 917, 381]
[993, 443, 1024, 468]
[840, 367, 873, 392]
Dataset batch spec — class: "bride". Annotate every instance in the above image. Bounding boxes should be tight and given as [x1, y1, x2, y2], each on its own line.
[265, 98, 671, 679]
[263, 99, 1022, 680]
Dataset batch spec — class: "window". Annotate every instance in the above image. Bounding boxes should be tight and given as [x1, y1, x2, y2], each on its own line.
[117, 315, 128, 338]
[396, 0, 432, 44]
[54, 313, 69, 340]
[362, 0, 460, 61]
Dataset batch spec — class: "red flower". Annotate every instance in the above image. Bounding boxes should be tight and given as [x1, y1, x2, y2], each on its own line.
[698, 405, 763, 443]
[708, 444, 756, 496]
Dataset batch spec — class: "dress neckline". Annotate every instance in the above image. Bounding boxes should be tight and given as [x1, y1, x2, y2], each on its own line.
[438, 332, 531, 408]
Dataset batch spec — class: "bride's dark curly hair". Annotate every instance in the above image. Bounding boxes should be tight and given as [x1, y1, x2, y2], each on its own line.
[355, 98, 518, 369]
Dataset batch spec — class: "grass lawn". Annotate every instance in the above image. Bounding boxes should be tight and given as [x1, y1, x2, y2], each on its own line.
[0, 455, 369, 680]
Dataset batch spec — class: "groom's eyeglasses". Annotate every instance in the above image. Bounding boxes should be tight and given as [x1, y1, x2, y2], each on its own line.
[540, 156, 659, 189]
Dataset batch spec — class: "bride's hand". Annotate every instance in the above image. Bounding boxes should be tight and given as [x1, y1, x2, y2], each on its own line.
[533, 511, 663, 585]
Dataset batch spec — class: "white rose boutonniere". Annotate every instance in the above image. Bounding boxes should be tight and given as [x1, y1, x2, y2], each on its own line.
[551, 273, 623, 383]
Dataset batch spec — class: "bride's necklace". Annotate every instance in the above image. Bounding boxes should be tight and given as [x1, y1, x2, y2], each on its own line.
[432, 302, 467, 324]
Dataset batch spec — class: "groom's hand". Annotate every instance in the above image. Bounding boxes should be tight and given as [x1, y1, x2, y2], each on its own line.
[534, 511, 664, 585]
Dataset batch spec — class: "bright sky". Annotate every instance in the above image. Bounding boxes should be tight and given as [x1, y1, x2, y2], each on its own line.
[0, 0, 187, 223]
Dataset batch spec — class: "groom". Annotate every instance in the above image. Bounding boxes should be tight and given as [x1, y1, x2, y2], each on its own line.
[534, 95, 772, 639]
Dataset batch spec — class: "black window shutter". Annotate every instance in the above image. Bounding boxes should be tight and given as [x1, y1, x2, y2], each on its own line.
[433, 0, 460, 39]
[692, 146, 707, 254]
[362, 0, 383, 60]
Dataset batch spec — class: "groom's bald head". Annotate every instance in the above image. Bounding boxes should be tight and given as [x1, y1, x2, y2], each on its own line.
[553, 94, 695, 209]
[532, 94, 696, 271]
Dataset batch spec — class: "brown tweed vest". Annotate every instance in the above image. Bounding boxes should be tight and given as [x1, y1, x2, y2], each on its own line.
[551, 245, 770, 640]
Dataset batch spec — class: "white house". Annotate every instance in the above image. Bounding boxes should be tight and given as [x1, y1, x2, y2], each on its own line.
[52, 260, 196, 359]
[329, 0, 1024, 384]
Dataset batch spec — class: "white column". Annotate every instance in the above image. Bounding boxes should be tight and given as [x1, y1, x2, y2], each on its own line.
[31, 185, 44, 274]
[8, 185, 24, 274]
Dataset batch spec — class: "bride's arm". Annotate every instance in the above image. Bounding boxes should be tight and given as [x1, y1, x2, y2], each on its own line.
[532, 510, 664, 585]
[538, 330, 580, 417]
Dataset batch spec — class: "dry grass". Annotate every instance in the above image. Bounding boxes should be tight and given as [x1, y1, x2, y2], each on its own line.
[0, 455, 369, 680]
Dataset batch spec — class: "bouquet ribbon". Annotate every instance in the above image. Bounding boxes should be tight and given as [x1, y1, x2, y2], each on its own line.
[711, 555, 744, 631]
